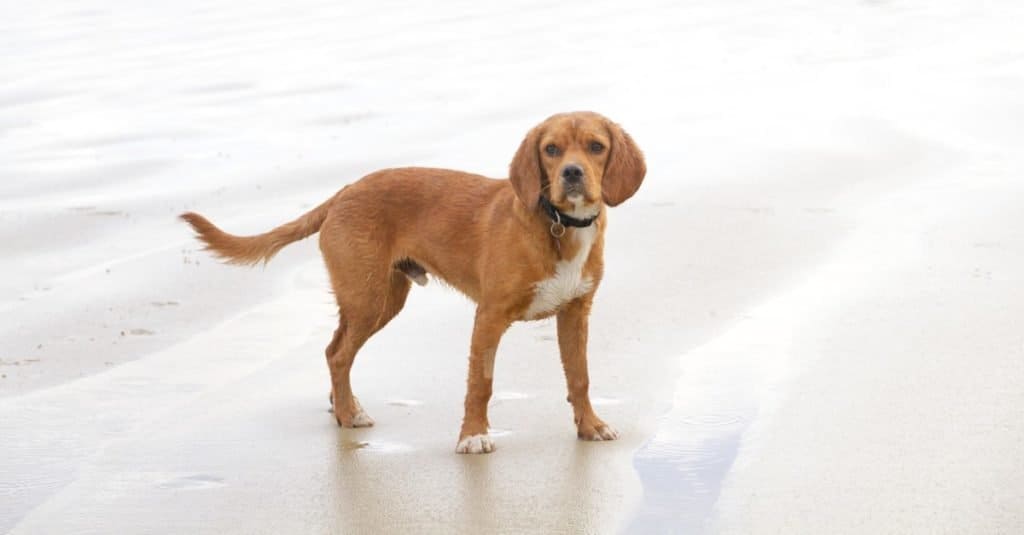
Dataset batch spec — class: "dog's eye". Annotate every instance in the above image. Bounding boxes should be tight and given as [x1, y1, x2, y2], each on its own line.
[589, 141, 605, 154]
[544, 144, 560, 156]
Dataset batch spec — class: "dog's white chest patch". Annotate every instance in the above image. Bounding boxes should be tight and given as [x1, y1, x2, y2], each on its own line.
[525, 226, 596, 319]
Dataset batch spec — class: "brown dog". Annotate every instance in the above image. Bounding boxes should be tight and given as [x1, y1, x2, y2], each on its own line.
[181, 111, 645, 453]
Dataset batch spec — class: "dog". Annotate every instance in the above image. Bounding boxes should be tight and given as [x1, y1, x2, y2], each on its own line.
[180, 111, 645, 453]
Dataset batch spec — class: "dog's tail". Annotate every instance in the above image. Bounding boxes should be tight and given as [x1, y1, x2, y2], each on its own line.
[180, 196, 334, 266]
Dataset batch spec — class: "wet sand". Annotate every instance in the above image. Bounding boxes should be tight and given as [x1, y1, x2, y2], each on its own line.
[3, 1, 1024, 533]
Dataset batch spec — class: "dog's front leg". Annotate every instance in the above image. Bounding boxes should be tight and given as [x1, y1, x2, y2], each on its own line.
[557, 298, 619, 441]
[456, 307, 510, 454]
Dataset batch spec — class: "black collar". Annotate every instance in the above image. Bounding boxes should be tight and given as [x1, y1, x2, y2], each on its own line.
[538, 196, 599, 228]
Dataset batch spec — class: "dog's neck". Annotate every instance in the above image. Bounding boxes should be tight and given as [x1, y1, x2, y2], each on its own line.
[538, 196, 599, 228]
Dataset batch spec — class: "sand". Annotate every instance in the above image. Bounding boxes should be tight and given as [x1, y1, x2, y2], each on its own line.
[2, 1, 1023, 533]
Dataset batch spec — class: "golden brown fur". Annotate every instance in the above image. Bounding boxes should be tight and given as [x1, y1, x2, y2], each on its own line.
[181, 111, 646, 453]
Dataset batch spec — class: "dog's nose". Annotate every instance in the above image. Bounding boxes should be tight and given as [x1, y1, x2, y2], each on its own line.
[561, 164, 584, 184]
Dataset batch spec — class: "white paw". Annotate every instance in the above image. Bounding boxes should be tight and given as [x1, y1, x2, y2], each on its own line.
[350, 410, 375, 427]
[581, 425, 619, 441]
[456, 434, 495, 454]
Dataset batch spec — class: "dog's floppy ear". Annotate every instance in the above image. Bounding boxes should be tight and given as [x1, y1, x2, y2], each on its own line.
[602, 119, 646, 206]
[509, 125, 543, 210]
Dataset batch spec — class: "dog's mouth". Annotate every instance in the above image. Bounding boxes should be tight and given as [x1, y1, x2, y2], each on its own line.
[563, 182, 586, 197]
[556, 193, 600, 220]
[565, 192, 586, 208]
[565, 182, 598, 200]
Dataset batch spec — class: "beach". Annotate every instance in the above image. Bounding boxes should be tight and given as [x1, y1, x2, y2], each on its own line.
[2, 1, 1023, 533]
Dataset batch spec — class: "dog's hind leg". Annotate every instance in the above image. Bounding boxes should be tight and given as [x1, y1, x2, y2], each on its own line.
[325, 314, 375, 428]
[324, 266, 411, 428]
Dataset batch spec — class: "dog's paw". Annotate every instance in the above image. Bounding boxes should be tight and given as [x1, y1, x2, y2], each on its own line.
[350, 410, 375, 427]
[579, 424, 619, 441]
[335, 409, 375, 428]
[456, 434, 495, 454]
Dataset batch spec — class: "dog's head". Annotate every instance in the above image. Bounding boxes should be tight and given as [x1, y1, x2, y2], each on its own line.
[510, 111, 646, 216]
